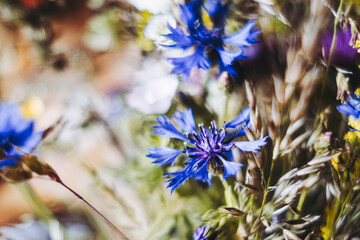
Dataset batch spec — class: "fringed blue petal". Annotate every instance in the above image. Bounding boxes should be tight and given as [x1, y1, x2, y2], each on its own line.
[234, 136, 269, 153]
[337, 103, 359, 118]
[168, 48, 210, 81]
[226, 107, 251, 129]
[173, 109, 197, 134]
[223, 20, 261, 48]
[193, 158, 212, 186]
[337, 97, 360, 119]
[235, 121, 251, 138]
[179, 0, 203, 34]
[217, 48, 247, 66]
[147, 147, 184, 167]
[193, 225, 209, 240]
[163, 23, 194, 49]
[219, 155, 243, 179]
[153, 115, 188, 141]
[164, 163, 195, 194]
[204, 0, 229, 28]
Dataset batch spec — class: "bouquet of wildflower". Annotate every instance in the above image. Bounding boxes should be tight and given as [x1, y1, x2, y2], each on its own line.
[1, 0, 360, 239]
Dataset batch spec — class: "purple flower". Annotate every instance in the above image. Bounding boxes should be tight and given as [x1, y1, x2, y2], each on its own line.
[0, 103, 42, 168]
[147, 107, 268, 193]
[322, 23, 359, 71]
[163, 0, 260, 80]
[337, 94, 360, 119]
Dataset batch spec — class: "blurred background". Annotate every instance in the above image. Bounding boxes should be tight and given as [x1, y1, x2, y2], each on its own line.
[0, 0, 191, 239]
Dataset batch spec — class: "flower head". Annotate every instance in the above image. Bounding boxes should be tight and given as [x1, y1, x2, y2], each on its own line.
[147, 107, 268, 193]
[0, 103, 42, 168]
[322, 20, 359, 71]
[163, 0, 260, 80]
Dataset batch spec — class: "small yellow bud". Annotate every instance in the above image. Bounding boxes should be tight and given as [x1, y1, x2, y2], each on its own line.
[201, 8, 213, 30]
[355, 40, 360, 53]
[21, 96, 44, 118]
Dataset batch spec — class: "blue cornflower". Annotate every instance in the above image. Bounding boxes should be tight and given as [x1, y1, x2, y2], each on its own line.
[147, 107, 268, 193]
[337, 94, 360, 119]
[0, 103, 42, 168]
[193, 225, 209, 240]
[163, 0, 260, 80]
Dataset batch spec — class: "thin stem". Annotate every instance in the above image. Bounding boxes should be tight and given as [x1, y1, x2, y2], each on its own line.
[54, 178, 129, 240]
[16, 182, 65, 240]
[254, 158, 275, 240]
[16, 182, 54, 222]
[319, 0, 344, 107]
[259, 160, 275, 217]
[329, 161, 359, 238]
[331, 189, 351, 238]
[295, 188, 308, 219]
[326, 0, 344, 70]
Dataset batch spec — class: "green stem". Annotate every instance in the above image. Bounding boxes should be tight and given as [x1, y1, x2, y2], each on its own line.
[259, 160, 275, 217]
[16, 182, 55, 223]
[326, 0, 344, 70]
[55, 179, 129, 240]
[329, 161, 359, 238]
[295, 188, 308, 219]
[255, 158, 275, 240]
[319, 0, 344, 110]
[16, 182, 65, 239]
[331, 189, 351, 238]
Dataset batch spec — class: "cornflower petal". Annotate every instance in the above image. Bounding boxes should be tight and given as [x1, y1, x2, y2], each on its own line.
[0, 104, 19, 134]
[10, 121, 36, 147]
[218, 155, 243, 178]
[223, 20, 261, 48]
[147, 147, 184, 167]
[166, 174, 188, 194]
[225, 107, 251, 129]
[193, 158, 212, 185]
[337, 96, 360, 119]
[193, 225, 209, 240]
[153, 115, 188, 141]
[163, 23, 194, 49]
[234, 136, 269, 153]
[204, 0, 229, 28]
[0, 103, 42, 168]
[337, 103, 359, 118]
[173, 108, 197, 134]
[168, 48, 211, 80]
[179, 0, 203, 33]
[235, 121, 251, 138]
[18, 131, 43, 153]
[165, 163, 195, 194]
[217, 49, 246, 66]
